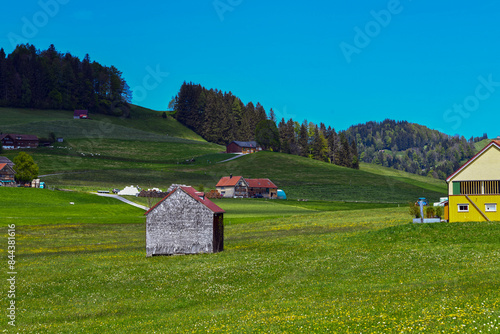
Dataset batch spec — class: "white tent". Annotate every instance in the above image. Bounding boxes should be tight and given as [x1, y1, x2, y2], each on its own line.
[118, 186, 140, 196]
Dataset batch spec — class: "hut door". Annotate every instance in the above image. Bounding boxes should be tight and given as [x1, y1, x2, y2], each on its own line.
[213, 214, 224, 253]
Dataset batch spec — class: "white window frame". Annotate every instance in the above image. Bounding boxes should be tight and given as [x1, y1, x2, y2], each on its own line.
[458, 204, 469, 213]
[485, 203, 497, 212]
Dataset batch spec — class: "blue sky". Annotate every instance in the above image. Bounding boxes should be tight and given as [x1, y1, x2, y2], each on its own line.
[2, 0, 500, 139]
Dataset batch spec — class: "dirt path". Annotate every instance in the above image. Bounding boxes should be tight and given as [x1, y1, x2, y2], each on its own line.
[94, 193, 148, 210]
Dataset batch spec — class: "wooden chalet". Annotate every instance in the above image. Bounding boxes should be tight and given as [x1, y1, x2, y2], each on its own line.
[446, 139, 500, 222]
[0, 134, 39, 150]
[226, 141, 262, 154]
[216, 175, 249, 198]
[245, 178, 278, 199]
[145, 186, 225, 256]
[0, 163, 16, 187]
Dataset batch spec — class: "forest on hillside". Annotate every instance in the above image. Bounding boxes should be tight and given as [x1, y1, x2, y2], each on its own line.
[0, 44, 131, 116]
[174, 82, 360, 170]
[173, 83, 487, 178]
[345, 120, 487, 179]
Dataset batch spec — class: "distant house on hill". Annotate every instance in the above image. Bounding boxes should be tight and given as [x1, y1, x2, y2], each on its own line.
[245, 178, 278, 199]
[226, 141, 262, 154]
[216, 175, 249, 198]
[0, 163, 16, 187]
[446, 139, 500, 222]
[73, 110, 88, 119]
[145, 186, 225, 256]
[0, 134, 39, 150]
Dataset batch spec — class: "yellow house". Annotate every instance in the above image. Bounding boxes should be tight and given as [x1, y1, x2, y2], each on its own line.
[446, 140, 500, 222]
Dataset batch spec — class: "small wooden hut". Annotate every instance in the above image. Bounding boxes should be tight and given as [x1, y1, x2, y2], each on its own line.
[145, 186, 225, 256]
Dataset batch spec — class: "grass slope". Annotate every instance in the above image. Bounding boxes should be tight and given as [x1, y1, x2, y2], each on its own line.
[0, 105, 204, 141]
[201, 152, 447, 202]
[1, 106, 446, 203]
[1, 188, 499, 333]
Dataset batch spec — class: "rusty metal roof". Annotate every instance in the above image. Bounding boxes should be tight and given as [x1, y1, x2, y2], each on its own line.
[0, 134, 39, 141]
[245, 178, 277, 188]
[145, 186, 224, 215]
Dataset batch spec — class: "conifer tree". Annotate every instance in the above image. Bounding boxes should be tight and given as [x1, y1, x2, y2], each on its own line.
[351, 139, 359, 169]
[298, 120, 309, 157]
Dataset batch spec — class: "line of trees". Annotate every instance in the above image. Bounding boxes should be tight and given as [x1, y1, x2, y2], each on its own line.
[0, 44, 131, 116]
[173, 83, 489, 178]
[173, 82, 359, 169]
[173, 82, 268, 144]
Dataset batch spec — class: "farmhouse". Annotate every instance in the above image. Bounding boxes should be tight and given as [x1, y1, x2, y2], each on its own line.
[0, 163, 16, 186]
[446, 139, 500, 222]
[216, 175, 249, 198]
[73, 110, 88, 119]
[145, 186, 225, 256]
[245, 178, 278, 198]
[0, 134, 39, 150]
[226, 141, 262, 154]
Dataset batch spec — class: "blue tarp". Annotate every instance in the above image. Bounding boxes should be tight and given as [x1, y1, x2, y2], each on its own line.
[277, 189, 287, 200]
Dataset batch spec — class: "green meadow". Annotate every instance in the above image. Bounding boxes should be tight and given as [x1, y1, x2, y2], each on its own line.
[1, 187, 499, 333]
[2, 106, 498, 332]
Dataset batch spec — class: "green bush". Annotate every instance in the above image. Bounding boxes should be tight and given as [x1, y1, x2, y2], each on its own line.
[409, 202, 421, 218]
[425, 206, 435, 218]
[435, 206, 443, 218]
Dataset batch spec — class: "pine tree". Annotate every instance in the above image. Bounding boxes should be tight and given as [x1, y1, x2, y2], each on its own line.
[338, 132, 352, 167]
[269, 108, 276, 122]
[351, 139, 359, 169]
[278, 118, 289, 153]
[312, 126, 328, 161]
[298, 120, 309, 157]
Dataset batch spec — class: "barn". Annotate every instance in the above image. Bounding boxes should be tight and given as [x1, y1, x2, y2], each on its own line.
[0, 134, 39, 149]
[145, 186, 225, 256]
[446, 139, 500, 222]
[73, 110, 88, 119]
[216, 175, 248, 198]
[226, 141, 262, 154]
[245, 178, 278, 198]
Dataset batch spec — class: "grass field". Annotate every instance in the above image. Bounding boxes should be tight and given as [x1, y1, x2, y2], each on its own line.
[1, 187, 499, 333]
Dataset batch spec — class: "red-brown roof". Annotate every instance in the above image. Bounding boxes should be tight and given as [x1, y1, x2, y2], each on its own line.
[0, 134, 38, 141]
[0, 163, 14, 173]
[145, 186, 224, 215]
[446, 140, 500, 182]
[245, 178, 277, 189]
[216, 176, 244, 187]
[74, 110, 88, 116]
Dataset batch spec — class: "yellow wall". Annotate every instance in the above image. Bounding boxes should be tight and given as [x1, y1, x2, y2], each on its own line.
[449, 195, 500, 222]
[448, 145, 500, 194]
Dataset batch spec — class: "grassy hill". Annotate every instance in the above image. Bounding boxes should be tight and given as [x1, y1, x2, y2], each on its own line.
[0, 106, 447, 203]
[1, 187, 499, 333]
[0, 105, 204, 141]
